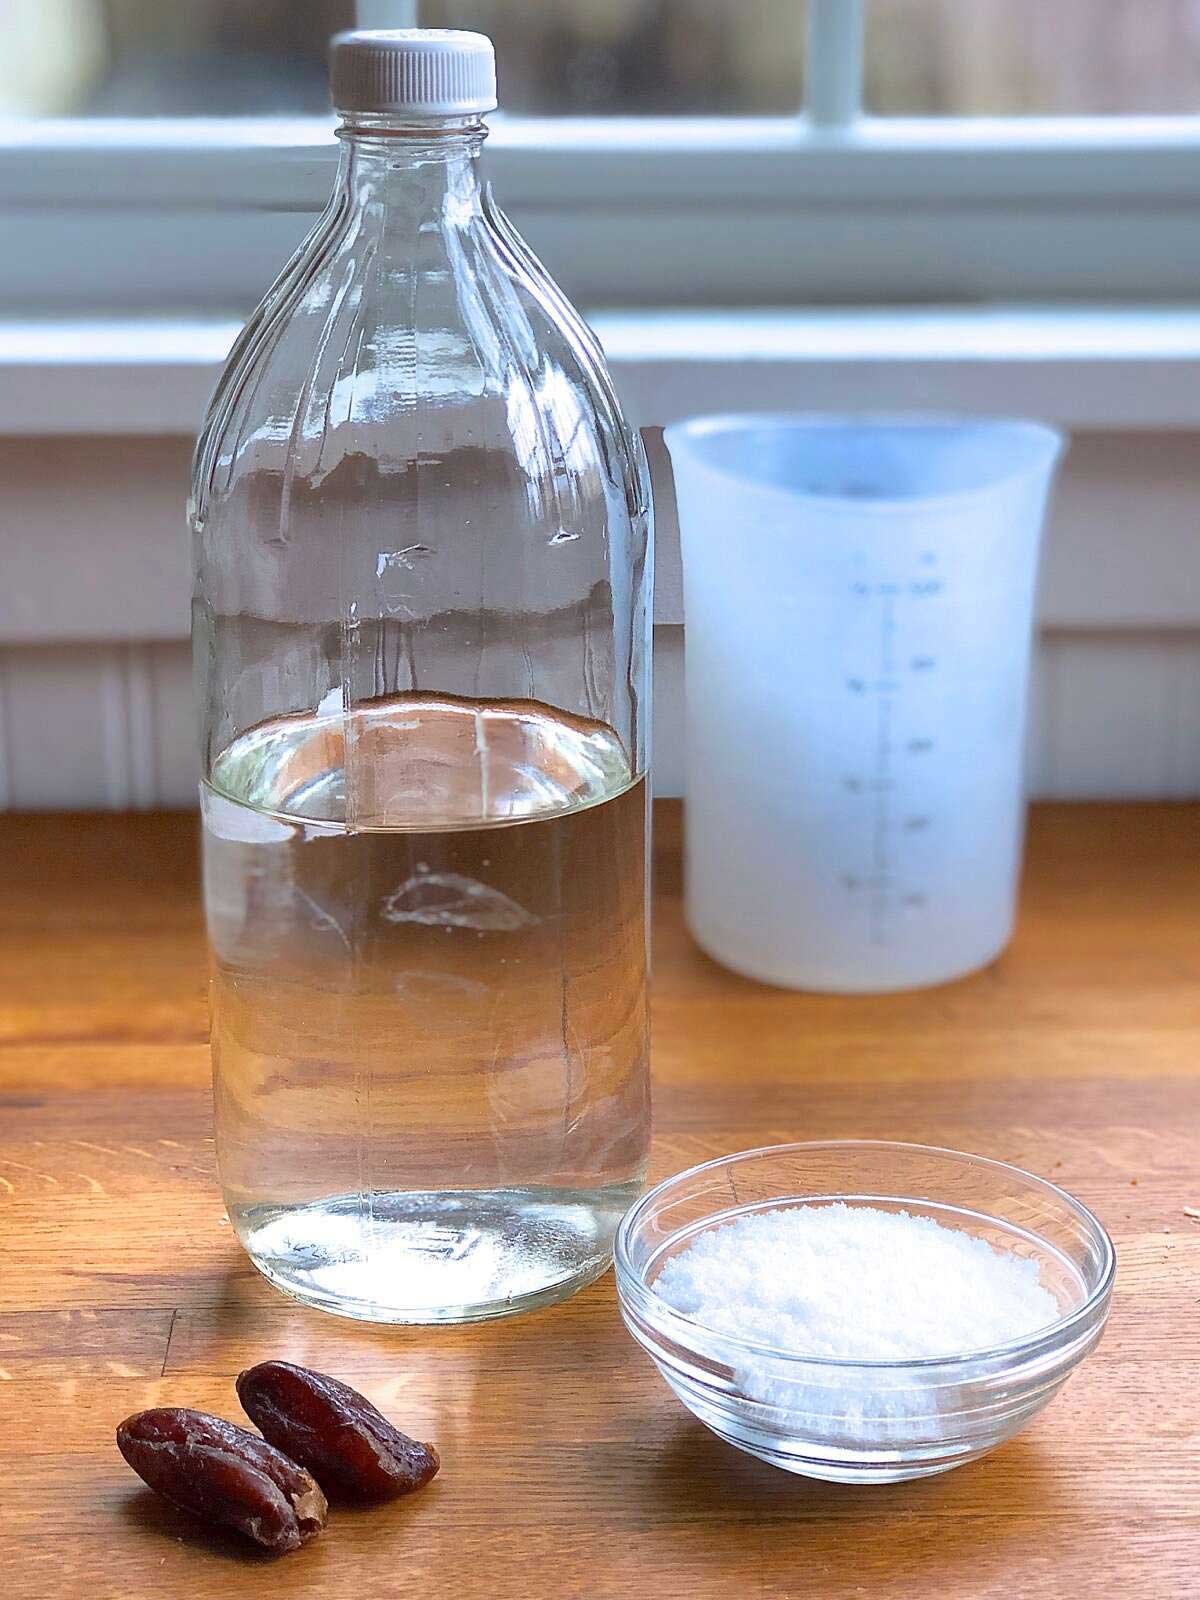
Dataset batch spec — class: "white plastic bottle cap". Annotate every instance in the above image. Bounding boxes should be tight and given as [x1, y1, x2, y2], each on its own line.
[330, 29, 497, 117]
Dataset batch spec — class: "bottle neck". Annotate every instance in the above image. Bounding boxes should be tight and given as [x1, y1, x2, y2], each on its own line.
[334, 114, 487, 214]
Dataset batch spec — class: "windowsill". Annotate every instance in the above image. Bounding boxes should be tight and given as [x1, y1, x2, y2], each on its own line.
[2, 305, 1199, 436]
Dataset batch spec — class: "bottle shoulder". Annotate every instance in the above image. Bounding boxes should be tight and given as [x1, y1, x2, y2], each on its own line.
[192, 195, 646, 529]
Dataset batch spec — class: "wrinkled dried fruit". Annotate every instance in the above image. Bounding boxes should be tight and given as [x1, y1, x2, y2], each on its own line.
[237, 1361, 440, 1504]
[116, 1406, 328, 1553]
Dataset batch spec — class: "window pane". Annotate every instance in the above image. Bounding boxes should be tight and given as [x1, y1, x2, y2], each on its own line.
[868, 0, 1200, 115]
[0, 0, 354, 118]
[421, 1, 804, 115]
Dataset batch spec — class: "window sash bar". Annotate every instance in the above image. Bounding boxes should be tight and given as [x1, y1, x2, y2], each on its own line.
[354, 0, 418, 28]
[805, 0, 865, 127]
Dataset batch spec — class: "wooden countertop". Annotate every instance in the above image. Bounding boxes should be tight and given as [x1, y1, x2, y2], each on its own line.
[2, 802, 1198, 1598]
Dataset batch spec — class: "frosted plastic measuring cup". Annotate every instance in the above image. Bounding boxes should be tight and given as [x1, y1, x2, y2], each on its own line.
[664, 414, 1064, 992]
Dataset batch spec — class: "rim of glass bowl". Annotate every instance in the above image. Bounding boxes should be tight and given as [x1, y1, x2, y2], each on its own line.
[613, 1139, 1116, 1373]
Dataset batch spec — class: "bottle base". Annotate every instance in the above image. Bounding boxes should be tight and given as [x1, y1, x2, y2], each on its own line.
[233, 1184, 641, 1324]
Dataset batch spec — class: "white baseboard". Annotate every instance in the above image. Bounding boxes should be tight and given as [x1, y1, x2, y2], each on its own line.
[2, 626, 1197, 809]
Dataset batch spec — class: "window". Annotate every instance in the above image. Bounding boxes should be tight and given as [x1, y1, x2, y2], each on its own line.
[868, 0, 1200, 116]
[0, 1, 355, 117]
[422, 1, 804, 115]
[1, 0, 1199, 313]
[4, 0, 803, 119]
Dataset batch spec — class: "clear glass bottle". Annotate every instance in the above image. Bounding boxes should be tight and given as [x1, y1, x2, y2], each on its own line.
[190, 30, 652, 1324]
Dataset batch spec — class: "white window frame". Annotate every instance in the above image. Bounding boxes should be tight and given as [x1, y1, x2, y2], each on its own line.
[4, 112, 1200, 310]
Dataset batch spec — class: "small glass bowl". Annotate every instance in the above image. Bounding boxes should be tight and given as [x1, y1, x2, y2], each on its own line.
[614, 1141, 1114, 1483]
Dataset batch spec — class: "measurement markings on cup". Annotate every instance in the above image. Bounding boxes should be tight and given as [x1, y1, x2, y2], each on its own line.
[843, 556, 943, 947]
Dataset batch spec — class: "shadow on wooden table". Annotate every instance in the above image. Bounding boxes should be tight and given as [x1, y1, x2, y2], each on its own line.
[645, 1418, 1065, 1576]
[117, 1487, 316, 1568]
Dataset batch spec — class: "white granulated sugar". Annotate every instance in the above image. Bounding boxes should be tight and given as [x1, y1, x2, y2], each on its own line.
[655, 1203, 1059, 1361]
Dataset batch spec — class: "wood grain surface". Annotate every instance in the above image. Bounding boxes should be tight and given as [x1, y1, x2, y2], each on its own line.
[1, 802, 1197, 1598]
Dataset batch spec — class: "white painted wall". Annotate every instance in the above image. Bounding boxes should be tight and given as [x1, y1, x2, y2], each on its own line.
[5, 423, 1200, 646]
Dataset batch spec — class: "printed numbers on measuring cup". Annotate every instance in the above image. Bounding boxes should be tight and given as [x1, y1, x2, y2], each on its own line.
[850, 572, 944, 602]
[838, 550, 947, 943]
[850, 579, 916, 598]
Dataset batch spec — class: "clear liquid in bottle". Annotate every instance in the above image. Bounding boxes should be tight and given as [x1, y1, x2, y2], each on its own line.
[203, 692, 649, 1323]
